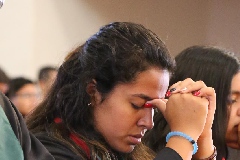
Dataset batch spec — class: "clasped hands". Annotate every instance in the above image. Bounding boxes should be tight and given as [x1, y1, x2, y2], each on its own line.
[150, 78, 216, 142]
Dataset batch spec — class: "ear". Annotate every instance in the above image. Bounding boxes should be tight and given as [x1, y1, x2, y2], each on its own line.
[86, 79, 97, 96]
[86, 79, 102, 106]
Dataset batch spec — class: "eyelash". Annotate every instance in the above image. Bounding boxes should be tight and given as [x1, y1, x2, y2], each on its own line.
[131, 103, 142, 109]
[228, 99, 237, 105]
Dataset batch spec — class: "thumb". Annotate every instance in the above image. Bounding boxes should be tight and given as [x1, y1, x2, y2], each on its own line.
[148, 99, 167, 116]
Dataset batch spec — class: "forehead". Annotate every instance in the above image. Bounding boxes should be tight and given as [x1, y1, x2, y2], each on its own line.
[230, 72, 240, 98]
[16, 84, 37, 92]
[48, 70, 57, 78]
[117, 68, 170, 99]
[231, 72, 240, 90]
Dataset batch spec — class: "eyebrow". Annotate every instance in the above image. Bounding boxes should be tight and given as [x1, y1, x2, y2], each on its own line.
[132, 94, 153, 101]
[231, 90, 240, 95]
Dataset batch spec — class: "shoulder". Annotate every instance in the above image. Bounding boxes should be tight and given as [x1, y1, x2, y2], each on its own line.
[0, 92, 54, 160]
[154, 147, 183, 160]
[35, 132, 83, 160]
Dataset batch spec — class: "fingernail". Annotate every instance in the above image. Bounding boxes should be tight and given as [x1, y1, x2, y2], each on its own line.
[165, 90, 171, 97]
[193, 90, 200, 96]
[170, 88, 176, 92]
[143, 103, 153, 108]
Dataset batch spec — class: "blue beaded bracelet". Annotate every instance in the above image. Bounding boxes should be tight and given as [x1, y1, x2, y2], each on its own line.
[166, 131, 198, 155]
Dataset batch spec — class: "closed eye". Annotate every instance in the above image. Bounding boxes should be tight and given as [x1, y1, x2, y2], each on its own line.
[229, 99, 237, 105]
[131, 103, 142, 110]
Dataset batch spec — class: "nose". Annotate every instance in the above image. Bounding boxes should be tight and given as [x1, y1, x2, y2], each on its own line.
[137, 108, 154, 130]
[237, 106, 240, 116]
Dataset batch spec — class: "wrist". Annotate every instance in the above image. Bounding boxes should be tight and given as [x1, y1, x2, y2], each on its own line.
[166, 131, 198, 155]
[194, 134, 214, 159]
[192, 145, 217, 160]
[199, 129, 212, 139]
[166, 137, 193, 160]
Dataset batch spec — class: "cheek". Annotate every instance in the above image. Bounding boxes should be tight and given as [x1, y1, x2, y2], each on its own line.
[95, 104, 132, 129]
[227, 105, 239, 132]
[12, 99, 23, 108]
[13, 101, 27, 114]
[94, 101, 136, 139]
[227, 108, 234, 126]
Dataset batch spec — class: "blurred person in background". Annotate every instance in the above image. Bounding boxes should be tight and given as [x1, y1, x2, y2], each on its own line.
[0, 67, 10, 94]
[6, 77, 40, 117]
[37, 65, 58, 99]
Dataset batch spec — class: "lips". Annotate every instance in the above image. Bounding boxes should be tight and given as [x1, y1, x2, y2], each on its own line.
[128, 134, 143, 145]
[133, 134, 143, 139]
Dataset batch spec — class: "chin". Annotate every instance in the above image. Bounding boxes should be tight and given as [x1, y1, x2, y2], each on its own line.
[118, 145, 135, 153]
[128, 145, 136, 153]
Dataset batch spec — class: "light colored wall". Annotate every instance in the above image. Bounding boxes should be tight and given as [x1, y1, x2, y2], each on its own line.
[205, 0, 240, 53]
[0, 0, 35, 79]
[0, 1, 239, 80]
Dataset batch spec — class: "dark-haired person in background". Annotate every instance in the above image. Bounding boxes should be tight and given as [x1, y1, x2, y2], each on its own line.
[6, 77, 40, 117]
[144, 45, 240, 160]
[37, 66, 58, 99]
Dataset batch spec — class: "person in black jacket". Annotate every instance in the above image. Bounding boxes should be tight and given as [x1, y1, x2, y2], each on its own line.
[0, 91, 54, 160]
[26, 22, 216, 160]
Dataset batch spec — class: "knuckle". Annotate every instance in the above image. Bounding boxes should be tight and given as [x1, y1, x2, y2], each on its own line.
[196, 80, 205, 85]
[210, 87, 215, 92]
[185, 78, 193, 82]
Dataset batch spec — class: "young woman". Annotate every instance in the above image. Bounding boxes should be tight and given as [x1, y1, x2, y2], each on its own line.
[144, 45, 240, 160]
[27, 22, 216, 160]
